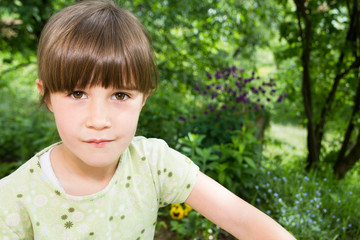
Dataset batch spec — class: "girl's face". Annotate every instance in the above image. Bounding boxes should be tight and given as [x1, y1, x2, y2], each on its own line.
[38, 80, 147, 170]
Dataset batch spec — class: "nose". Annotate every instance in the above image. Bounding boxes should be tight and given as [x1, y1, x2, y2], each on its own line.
[85, 99, 111, 130]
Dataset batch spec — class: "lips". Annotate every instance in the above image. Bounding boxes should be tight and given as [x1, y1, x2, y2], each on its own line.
[85, 139, 114, 147]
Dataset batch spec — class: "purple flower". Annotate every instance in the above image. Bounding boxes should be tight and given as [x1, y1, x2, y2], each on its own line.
[203, 91, 207, 95]
[208, 104, 215, 112]
[194, 85, 201, 91]
[277, 95, 284, 102]
[236, 96, 243, 103]
[239, 68, 244, 72]
[206, 85, 211, 90]
[231, 66, 236, 72]
[179, 116, 187, 122]
[216, 113, 221, 119]
[206, 72, 212, 80]
[211, 92, 218, 99]
[215, 71, 222, 79]
[231, 106, 236, 111]
[254, 104, 259, 111]
[216, 84, 222, 90]
[221, 105, 227, 110]
[192, 115, 197, 119]
[204, 110, 209, 115]
[267, 98, 271, 102]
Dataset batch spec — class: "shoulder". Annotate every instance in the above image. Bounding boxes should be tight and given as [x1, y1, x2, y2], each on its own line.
[0, 143, 59, 197]
[129, 136, 194, 165]
[130, 136, 169, 151]
[0, 156, 38, 193]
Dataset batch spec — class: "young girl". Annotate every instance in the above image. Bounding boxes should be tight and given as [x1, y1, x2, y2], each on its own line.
[0, 1, 296, 239]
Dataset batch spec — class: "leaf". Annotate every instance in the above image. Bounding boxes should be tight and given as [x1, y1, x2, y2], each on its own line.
[243, 156, 257, 169]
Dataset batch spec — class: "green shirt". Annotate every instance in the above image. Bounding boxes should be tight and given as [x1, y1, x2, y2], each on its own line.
[0, 136, 199, 239]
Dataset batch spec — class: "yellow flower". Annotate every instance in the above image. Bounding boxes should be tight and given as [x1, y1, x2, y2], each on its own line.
[183, 204, 192, 216]
[170, 204, 184, 220]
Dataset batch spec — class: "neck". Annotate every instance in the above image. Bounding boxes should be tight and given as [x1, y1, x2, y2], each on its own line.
[50, 144, 118, 196]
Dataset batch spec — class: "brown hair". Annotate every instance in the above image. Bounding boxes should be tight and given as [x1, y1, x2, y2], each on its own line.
[37, 0, 158, 103]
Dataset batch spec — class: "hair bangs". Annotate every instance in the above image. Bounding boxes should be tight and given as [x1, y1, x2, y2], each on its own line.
[38, 0, 157, 103]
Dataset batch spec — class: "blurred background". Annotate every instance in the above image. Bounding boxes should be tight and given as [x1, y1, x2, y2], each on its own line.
[0, 0, 359, 239]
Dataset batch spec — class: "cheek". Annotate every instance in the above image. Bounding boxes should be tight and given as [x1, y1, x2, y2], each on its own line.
[53, 106, 81, 136]
[113, 106, 142, 130]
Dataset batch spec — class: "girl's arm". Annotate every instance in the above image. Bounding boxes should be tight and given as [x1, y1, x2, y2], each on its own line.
[185, 172, 296, 240]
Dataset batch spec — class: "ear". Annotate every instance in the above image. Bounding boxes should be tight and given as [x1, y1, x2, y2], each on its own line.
[141, 90, 151, 107]
[36, 79, 53, 112]
[36, 79, 44, 95]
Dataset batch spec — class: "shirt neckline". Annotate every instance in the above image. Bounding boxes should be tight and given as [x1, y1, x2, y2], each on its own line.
[33, 142, 125, 202]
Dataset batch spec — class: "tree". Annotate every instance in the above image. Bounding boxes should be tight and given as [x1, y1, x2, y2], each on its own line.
[277, 0, 360, 178]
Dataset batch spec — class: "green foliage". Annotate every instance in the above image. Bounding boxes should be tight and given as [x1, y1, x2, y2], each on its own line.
[0, 0, 72, 61]
[0, 61, 58, 178]
[178, 130, 261, 198]
[169, 211, 220, 240]
[137, 81, 193, 147]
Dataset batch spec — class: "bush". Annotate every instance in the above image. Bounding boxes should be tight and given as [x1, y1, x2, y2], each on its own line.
[179, 66, 287, 147]
[0, 62, 58, 178]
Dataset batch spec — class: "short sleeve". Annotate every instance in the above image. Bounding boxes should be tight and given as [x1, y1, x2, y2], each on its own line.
[138, 138, 199, 207]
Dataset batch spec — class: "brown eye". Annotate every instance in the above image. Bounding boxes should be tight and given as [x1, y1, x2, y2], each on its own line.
[70, 91, 85, 99]
[113, 93, 129, 101]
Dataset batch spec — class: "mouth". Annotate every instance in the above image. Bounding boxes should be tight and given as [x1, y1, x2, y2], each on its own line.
[85, 139, 114, 147]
